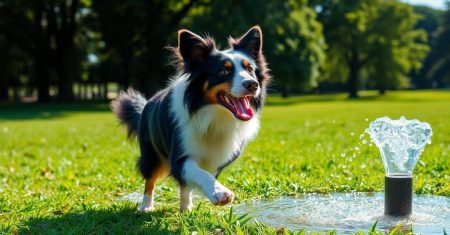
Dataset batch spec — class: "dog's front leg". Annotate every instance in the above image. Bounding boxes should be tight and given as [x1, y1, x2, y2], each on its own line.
[180, 185, 193, 212]
[183, 159, 234, 206]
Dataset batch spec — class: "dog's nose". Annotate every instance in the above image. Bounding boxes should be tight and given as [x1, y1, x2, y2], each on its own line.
[243, 80, 259, 93]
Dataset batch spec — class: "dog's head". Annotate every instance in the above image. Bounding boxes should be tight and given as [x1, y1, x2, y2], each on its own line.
[170, 26, 270, 121]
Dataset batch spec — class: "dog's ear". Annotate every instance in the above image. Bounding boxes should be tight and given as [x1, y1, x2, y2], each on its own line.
[230, 26, 262, 59]
[178, 29, 214, 69]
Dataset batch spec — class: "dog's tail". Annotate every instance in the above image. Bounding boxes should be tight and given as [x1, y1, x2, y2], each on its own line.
[111, 88, 147, 139]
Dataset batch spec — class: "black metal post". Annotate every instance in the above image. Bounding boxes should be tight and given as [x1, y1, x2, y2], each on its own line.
[385, 174, 413, 216]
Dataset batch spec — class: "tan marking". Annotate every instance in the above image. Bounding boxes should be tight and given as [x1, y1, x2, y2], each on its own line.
[224, 61, 233, 69]
[205, 82, 231, 103]
[242, 59, 250, 68]
[144, 160, 169, 195]
[203, 81, 209, 92]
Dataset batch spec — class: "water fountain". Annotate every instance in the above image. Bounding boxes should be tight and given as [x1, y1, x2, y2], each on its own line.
[365, 116, 432, 217]
[234, 116, 450, 234]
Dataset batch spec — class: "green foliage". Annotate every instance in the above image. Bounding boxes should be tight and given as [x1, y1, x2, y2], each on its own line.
[0, 0, 446, 101]
[1, 90, 449, 233]
[409, 5, 443, 89]
[188, 0, 327, 96]
[318, 0, 429, 96]
[427, 6, 450, 86]
[368, 1, 430, 92]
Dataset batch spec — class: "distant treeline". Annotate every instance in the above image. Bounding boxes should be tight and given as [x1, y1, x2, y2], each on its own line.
[0, 0, 449, 102]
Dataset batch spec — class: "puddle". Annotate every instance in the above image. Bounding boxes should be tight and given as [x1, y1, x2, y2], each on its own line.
[118, 192, 143, 203]
[235, 192, 450, 234]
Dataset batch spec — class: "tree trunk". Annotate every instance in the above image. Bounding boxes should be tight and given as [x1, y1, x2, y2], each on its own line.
[378, 87, 386, 95]
[12, 85, 19, 101]
[281, 84, 289, 98]
[347, 50, 360, 98]
[0, 81, 8, 101]
[103, 82, 108, 100]
[122, 56, 131, 90]
[53, 0, 79, 102]
[56, 47, 75, 102]
[36, 59, 51, 102]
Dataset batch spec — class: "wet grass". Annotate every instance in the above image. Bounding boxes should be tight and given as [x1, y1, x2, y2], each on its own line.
[1, 90, 449, 234]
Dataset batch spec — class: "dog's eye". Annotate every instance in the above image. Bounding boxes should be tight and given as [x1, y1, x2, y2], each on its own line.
[246, 66, 254, 74]
[218, 68, 230, 77]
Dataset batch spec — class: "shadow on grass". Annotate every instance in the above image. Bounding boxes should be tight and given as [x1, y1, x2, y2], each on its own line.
[0, 102, 110, 120]
[10, 206, 178, 234]
[1, 90, 448, 120]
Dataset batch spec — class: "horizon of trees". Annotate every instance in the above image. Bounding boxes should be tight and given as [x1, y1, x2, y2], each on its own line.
[0, 0, 449, 102]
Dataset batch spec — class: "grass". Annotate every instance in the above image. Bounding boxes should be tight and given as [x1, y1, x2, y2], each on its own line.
[1, 90, 449, 234]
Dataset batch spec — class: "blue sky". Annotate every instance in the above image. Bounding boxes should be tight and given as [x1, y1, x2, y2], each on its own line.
[402, 0, 447, 9]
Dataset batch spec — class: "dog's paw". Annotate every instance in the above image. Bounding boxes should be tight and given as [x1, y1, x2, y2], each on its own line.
[139, 204, 154, 212]
[208, 183, 234, 206]
[180, 203, 194, 213]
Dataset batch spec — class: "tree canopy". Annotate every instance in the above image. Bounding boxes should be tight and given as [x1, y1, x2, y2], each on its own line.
[0, 0, 448, 102]
[317, 0, 429, 97]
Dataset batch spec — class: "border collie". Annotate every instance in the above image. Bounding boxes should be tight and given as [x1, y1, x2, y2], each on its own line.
[111, 26, 270, 212]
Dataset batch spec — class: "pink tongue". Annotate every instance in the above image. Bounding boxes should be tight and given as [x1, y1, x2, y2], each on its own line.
[231, 97, 254, 121]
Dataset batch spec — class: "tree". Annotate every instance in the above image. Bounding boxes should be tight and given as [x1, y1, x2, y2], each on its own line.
[427, 3, 450, 87]
[189, 0, 326, 97]
[90, 0, 202, 97]
[410, 6, 443, 89]
[368, 1, 429, 94]
[0, 0, 87, 102]
[317, 0, 429, 97]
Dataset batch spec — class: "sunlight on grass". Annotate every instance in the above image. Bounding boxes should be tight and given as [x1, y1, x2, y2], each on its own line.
[1, 90, 449, 234]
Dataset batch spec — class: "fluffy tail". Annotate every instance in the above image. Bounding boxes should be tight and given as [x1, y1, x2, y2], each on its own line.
[111, 88, 147, 138]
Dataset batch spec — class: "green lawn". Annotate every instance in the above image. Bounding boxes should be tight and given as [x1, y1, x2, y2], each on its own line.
[1, 90, 449, 234]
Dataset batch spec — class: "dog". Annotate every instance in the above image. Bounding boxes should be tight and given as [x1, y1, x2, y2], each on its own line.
[111, 26, 270, 212]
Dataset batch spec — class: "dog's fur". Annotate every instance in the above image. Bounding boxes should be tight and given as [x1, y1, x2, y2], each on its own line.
[111, 26, 270, 212]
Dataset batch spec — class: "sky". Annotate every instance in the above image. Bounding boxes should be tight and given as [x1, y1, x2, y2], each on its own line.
[402, 0, 448, 10]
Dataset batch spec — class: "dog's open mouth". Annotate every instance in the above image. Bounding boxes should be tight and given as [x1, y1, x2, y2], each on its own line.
[217, 93, 254, 121]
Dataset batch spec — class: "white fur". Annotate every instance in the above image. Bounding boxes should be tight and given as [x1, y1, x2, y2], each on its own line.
[169, 74, 260, 206]
[180, 186, 193, 212]
[140, 193, 154, 212]
[170, 74, 259, 174]
[225, 52, 261, 97]
[182, 159, 234, 205]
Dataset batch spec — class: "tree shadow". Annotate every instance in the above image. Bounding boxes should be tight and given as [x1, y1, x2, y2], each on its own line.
[0, 102, 111, 120]
[10, 206, 178, 234]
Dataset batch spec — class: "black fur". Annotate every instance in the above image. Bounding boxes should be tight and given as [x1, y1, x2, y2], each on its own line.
[110, 88, 147, 138]
[113, 26, 271, 188]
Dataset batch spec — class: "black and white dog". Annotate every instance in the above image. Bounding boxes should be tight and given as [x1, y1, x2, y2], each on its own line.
[112, 26, 270, 212]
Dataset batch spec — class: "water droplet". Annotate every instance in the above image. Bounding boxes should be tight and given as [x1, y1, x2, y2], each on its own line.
[359, 134, 365, 139]
[354, 146, 360, 151]
[341, 153, 346, 157]
[365, 118, 369, 122]
[362, 140, 368, 144]
[350, 132, 355, 136]
[369, 143, 373, 147]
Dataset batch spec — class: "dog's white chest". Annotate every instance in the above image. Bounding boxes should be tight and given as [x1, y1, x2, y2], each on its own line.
[182, 106, 259, 173]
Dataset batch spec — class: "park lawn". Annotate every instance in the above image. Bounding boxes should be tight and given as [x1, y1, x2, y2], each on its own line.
[0, 90, 449, 234]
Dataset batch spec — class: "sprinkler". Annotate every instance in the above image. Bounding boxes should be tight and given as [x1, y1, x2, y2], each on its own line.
[366, 116, 432, 216]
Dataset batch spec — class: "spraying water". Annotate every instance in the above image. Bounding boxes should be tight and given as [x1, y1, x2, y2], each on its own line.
[365, 116, 432, 175]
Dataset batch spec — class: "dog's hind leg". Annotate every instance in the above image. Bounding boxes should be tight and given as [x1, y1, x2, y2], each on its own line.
[138, 136, 169, 212]
[140, 178, 156, 212]
[139, 159, 169, 212]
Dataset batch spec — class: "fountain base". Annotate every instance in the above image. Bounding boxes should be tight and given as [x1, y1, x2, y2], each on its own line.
[385, 174, 412, 216]
[235, 192, 450, 234]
